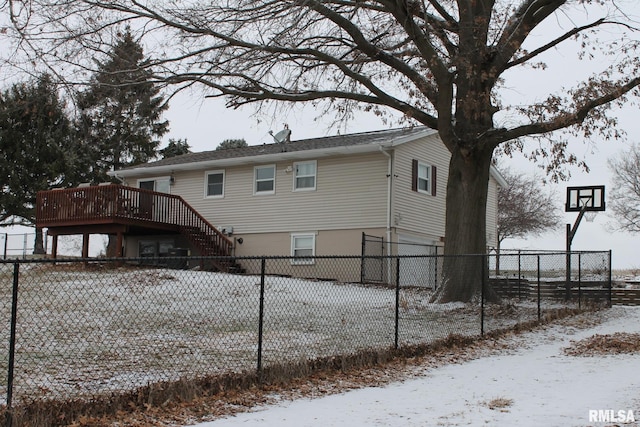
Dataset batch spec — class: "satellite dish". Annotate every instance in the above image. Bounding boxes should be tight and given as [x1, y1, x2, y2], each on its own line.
[269, 126, 291, 143]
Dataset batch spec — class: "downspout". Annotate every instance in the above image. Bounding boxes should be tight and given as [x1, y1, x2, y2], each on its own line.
[379, 147, 393, 256]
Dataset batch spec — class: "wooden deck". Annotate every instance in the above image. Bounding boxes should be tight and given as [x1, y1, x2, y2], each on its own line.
[36, 184, 233, 261]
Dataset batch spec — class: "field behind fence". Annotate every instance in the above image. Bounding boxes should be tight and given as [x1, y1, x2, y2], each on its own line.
[0, 251, 611, 426]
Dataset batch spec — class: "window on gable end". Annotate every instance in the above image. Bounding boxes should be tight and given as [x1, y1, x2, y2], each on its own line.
[412, 159, 437, 196]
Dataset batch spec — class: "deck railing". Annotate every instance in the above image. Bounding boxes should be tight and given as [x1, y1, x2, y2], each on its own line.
[36, 184, 233, 256]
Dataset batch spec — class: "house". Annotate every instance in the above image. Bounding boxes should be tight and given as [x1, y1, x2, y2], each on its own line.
[36, 126, 506, 282]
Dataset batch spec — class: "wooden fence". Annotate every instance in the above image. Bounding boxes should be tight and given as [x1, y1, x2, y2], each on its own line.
[611, 289, 640, 306]
[490, 278, 640, 306]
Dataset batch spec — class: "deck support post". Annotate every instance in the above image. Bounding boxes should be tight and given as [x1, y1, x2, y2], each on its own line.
[82, 233, 90, 259]
[116, 232, 123, 258]
[51, 235, 58, 260]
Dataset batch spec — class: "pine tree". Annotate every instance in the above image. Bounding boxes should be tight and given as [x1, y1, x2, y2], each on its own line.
[0, 74, 77, 253]
[159, 138, 191, 158]
[216, 139, 247, 150]
[78, 28, 169, 182]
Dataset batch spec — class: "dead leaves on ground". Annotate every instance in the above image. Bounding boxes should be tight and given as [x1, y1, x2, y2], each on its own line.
[564, 332, 640, 356]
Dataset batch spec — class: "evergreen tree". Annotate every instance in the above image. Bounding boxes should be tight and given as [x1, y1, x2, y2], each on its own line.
[216, 139, 247, 150]
[0, 74, 78, 253]
[159, 138, 191, 158]
[78, 28, 169, 182]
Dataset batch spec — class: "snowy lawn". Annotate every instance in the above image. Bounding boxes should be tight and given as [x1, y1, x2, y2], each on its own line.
[0, 265, 485, 402]
[0, 263, 591, 407]
[188, 306, 640, 427]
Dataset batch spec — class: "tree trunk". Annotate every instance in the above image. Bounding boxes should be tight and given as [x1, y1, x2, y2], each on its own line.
[33, 227, 46, 255]
[432, 148, 498, 303]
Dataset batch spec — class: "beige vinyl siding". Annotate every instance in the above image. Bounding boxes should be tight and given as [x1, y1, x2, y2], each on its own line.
[154, 152, 389, 234]
[486, 177, 499, 248]
[233, 227, 387, 258]
[392, 134, 449, 242]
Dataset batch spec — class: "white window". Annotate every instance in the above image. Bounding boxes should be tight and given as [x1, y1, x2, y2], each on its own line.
[291, 233, 315, 264]
[417, 162, 432, 194]
[205, 170, 225, 198]
[254, 165, 275, 194]
[293, 160, 317, 191]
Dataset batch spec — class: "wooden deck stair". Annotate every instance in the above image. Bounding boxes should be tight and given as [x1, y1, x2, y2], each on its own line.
[37, 184, 239, 272]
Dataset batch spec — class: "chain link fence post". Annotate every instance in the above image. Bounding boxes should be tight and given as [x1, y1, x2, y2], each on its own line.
[578, 253, 582, 310]
[394, 257, 400, 349]
[257, 258, 266, 376]
[481, 254, 486, 337]
[517, 250, 522, 299]
[537, 255, 541, 321]
[5, 262, 20, 427]
[608, 250, 613, 307]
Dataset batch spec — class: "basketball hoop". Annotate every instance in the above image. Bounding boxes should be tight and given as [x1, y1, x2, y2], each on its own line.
[584, 211, 597, 222]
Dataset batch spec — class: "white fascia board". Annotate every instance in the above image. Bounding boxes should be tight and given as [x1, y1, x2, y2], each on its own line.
[380, 127, 439, 149]
[490, 166, 509, 188]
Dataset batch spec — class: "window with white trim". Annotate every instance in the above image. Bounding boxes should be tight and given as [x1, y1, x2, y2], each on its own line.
[293, 160, 317, 191]
[417, 163, 431, 194]
[291, 233, 315, 264]
[205, 170, 225, 198]
[254, 165, 276, 194]
[411, 159, 437, 196]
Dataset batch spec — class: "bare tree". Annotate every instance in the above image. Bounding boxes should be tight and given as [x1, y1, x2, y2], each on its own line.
[497, 168, 561, 251]
[608, 144, 640, 233]
[4, 1, 639, 301]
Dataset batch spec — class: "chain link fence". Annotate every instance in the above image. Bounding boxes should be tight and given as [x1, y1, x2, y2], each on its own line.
[0, 251, 611, 426]
[0, 234, 37, 260]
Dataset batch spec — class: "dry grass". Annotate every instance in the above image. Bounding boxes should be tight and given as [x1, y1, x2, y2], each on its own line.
[485, 397, 514, 411]
[563, 332, 640, 356]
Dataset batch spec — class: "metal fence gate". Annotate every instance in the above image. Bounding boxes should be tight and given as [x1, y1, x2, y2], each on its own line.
[361, 233, 439, 288]
[361, 233, 385, 283]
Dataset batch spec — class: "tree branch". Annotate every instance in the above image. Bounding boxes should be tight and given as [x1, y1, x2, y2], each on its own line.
[504, 18, 606, 69]
[492, 76, 640, 144]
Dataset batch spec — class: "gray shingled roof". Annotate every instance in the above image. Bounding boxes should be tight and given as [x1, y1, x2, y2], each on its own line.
[123, 126, 432, 171]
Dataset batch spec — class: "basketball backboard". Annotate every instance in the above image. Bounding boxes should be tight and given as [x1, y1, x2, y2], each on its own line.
[565, 185, 605, 212]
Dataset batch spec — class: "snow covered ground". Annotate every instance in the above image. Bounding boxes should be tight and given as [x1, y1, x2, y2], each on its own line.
[189, 306, 640, 427]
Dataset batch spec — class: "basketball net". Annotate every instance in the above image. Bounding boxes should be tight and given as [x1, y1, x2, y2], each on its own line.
[579, 198, 597, 222]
